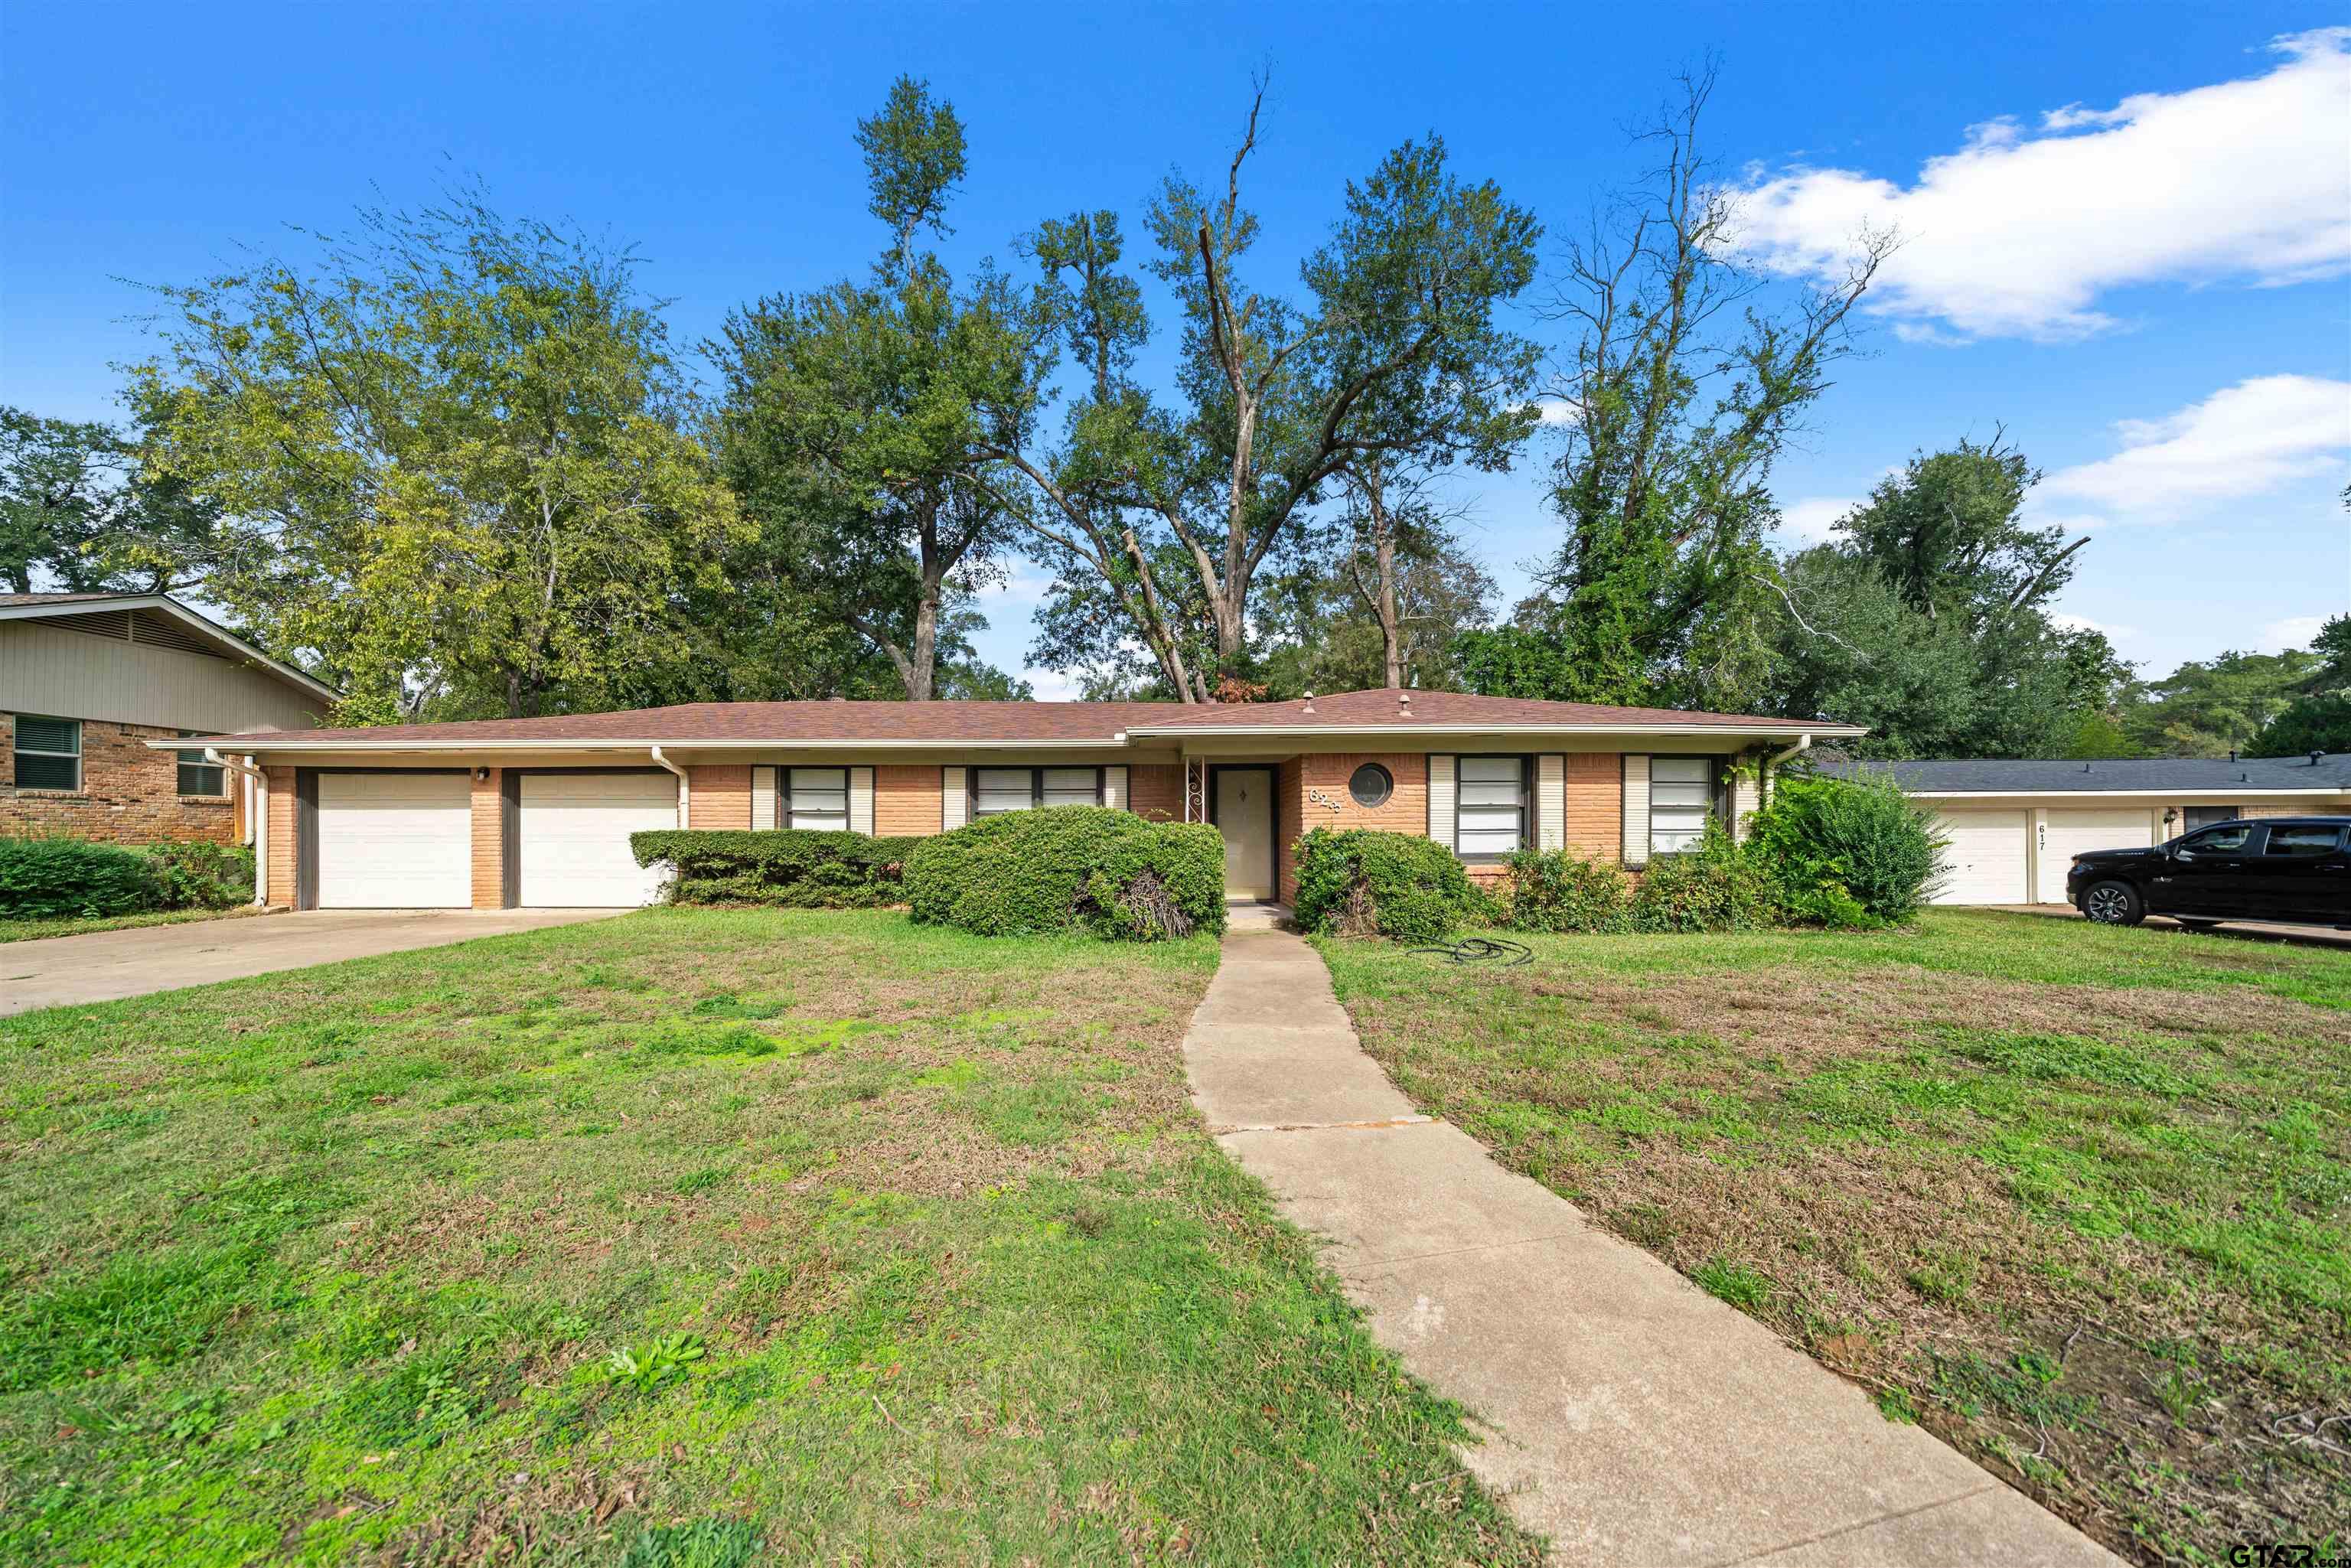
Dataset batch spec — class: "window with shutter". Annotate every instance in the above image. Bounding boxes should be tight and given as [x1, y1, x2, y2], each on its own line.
[787, 768, 849, 831]
[1456, 755, 1528, 859]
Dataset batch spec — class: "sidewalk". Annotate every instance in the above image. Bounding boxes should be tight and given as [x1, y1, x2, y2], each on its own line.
[1184, 928, 2121, 1566]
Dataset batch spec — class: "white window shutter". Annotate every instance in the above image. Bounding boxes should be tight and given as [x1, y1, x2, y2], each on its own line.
[1537, 754, 1565, 852]
[1427, 755, 1456, 852]
[1730, 768, 1759, 844]
[849, 767, 875, 834]
[751, 766, 778, 830]
[1622, 755, 1651, 868]
[1103, 764, 1127, 810]
[941, 766, 967, 830]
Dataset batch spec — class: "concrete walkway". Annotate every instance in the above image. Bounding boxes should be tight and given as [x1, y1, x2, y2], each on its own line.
[1, 908, 618, 1015]
[1185, 929, 2120, 1567]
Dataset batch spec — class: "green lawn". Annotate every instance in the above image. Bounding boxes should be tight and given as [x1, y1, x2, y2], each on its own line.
[0, 906, 266, 944]
[1317, 910, 2351, 1565]
[0, 909, 1537, 1566]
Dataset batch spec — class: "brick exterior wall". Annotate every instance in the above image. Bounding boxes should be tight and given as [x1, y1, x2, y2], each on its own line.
[1275, 758, 1303, 905]
[687, 765, 752, 830]
[1, 715, 243, 844]
[471, 769, 507, 909]
[875, 764, 943, 836]
[265, 764, 297, 908]
[1566, 752, 1623, 863]
[1128, 763, 1184, 823]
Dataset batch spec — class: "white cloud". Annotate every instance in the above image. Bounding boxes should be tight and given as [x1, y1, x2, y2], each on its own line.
[1727, 28, 2351, 341]
[1778, 496, 1859, 545]
[2052, 611, 2141, 641]
[2258, 614, 2328, 654]
[1022, 667, 1084, 701]
[2036, 374, 2350, 521]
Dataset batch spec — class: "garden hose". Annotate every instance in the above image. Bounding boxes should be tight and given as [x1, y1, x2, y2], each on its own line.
[1408, 937, 1533, 967]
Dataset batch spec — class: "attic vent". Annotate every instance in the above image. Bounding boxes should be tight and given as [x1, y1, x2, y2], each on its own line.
[128, 609, 225, 658]
[62, 611, 134, 641]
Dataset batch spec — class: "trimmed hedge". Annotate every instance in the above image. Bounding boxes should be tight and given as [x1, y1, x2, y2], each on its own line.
[1746, 771, 1942, 926]
[904, 807, 1226, 940]
[1498, 848, 1632, 934]
[1294, 827, 1495, 943]
[1627, 819, 1783, 934]
[630, 830, 909, 908]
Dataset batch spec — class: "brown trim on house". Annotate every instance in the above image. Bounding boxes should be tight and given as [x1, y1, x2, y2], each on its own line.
[499, 769, 521, 910]
[295, 768, 319, 911]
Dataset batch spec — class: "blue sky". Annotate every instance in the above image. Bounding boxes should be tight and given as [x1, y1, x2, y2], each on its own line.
[6, 2, 2346, 694]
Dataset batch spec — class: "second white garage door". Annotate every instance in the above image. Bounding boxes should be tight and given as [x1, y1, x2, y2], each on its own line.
[2035, 808, 2154, 904]
[1932, 810, 2029, 905]
[517, 771, 678, 907]
[317, 771, 471, 908]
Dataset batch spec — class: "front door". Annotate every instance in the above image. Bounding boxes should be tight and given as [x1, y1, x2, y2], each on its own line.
[1213, 768, 1276, 901]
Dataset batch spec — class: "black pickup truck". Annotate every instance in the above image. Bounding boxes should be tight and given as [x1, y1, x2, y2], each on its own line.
[2068, 816, 2351, 930]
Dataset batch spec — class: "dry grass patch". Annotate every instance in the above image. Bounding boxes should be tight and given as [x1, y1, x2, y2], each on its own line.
[1319, 911, 2351, 1565]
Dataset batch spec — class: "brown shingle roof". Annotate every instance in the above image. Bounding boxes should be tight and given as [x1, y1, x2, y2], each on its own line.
[1131, 688, 1837, 732]
[0, 591, 150, 606]
[193, 689, 1855, 747]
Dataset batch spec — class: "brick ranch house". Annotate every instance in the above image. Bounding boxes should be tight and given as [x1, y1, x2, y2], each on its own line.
[163, 689, 1861, 911]
[3, 592, 334, 846]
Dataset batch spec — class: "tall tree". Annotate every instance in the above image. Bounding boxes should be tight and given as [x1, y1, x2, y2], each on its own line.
[1462, 67, 1893, 710]
[0, 407, 223, 594]
[129, 190, 743, 721]
[2119, 647, 2320, 757]
[712, 77, 1037, 700]
[1259, 493, 1498, 696]
[997, 91, 1541, 699]
[1762, 435, 2129, 758]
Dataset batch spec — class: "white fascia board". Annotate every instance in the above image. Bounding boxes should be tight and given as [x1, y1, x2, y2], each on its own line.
[4, 595, 342, 703]
[1126, 722, 1866, 740]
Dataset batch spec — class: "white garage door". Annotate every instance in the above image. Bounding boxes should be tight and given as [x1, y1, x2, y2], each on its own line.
[1932, 810, 2029, 905]
[317, 771, 471, 908]
[2036, 808, 2153, 904]
[517, 771, 677, 907]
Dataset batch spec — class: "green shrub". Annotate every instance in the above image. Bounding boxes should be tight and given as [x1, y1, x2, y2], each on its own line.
[0, 836, 165, 920]
[630, 830, 910, 908]
[1747, 771, 1943, 925]
[1499, 848, 1632, 933]
[903, 807, 1224, 940]
[145, 841, 256, 909]
[1629, 820, 1782, 934]
[1293, 827, 1495, 943]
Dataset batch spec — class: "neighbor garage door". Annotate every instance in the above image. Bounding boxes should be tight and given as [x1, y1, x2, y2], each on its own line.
[315, 771, 471, 908]
[517, 771, 677, 907]
[1932, 810, 2029, 905]
[2035, 808, 2153, 904]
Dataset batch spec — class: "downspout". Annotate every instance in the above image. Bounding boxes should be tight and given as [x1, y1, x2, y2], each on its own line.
[206, 748, 270, 907]
[649, 745, 690, 828]
[1762, 732, 1812, 807]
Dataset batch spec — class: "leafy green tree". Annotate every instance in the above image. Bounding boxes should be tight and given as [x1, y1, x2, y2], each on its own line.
[0, 407, 223, 594]
[2248, 691, 2351, 757]
[1760, 547, 2089, 758]
[1467, 69, 1893, 710]
[713, 78, 1039, 700]
[1762, 433, 2130, 758]
[999, 88, 1541, 699]
[129, 190, 743, 721]
[2123, 647, 2321, 757]
[1258, 490, 1498, 696]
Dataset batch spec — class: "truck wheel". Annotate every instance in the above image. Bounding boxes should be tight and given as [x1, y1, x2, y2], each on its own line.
[2082, 881, 2144, 926]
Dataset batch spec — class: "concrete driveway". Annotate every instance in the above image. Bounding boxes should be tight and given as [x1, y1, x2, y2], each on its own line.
[1, 908, 621, 1015]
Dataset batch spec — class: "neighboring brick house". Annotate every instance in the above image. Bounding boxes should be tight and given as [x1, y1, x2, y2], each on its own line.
[2, 593, 334, 848]
[174, 689, 1858, 911]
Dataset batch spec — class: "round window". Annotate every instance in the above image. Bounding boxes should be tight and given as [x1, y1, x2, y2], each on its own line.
[1348, 762, 1394, 809]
